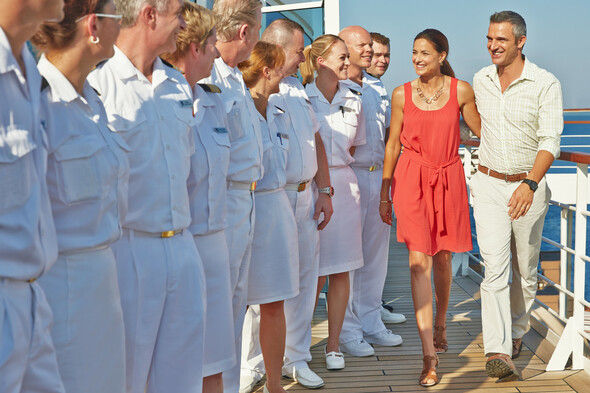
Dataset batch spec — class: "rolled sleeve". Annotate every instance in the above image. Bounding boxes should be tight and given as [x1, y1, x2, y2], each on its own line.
[536, 79, 563, 159]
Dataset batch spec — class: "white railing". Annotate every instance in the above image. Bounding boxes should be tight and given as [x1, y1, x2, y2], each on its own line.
[457, 139, 589, 372]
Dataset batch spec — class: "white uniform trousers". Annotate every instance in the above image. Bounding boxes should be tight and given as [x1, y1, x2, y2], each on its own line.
[341, 168, 391, 343]
[113, 228, 206, 393]
[38, 246, 125, 393]
[241, 188, 320, 375]
[471, 172, 550, 356]
[0, 279, 65, 393]
[222, 188, 256, 393]
[193, 230, 236, 377]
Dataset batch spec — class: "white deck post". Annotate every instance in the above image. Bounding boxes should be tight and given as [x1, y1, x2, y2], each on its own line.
[547, 163, 588, 371]
[323, 0, 340, 34]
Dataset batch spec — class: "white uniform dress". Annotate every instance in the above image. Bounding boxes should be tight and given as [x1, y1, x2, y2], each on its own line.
[88, 47, 206, 393]
[341, 72, 393, 342]
[37, 56, 128, 393]
[189, 83, 236, 377]
[0, 27, 65, 393]
[241, 76, 321, 377]
[306, 81, 366, 276]
[201, 57, 263, 393]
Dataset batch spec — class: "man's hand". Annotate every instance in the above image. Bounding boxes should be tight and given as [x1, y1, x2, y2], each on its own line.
[314, 193, 333, 230]
[379, 201, 393, 226]
[508, 183, 534, 220]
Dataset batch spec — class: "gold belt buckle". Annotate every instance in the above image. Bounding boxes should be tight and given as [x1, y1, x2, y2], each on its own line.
[250, 181, 257, 191]
[161, 230, 176, 238]
[27, 278, 37, 283]
[369, 165, 377, 172]
[297, 182, 307, 192]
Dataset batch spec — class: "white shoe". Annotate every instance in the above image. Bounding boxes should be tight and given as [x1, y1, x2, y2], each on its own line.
[365, 329, 403, 347]
[324, 345, 345, 370]
[340, 339, 375, 357]
[239, 371, 262, 393]
[282, 366, 324, 388]
[380, 307, 407, 324]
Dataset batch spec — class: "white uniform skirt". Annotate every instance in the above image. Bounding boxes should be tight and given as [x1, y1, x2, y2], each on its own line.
[38, 246, 125, 393]
[247, 188, 299, 305]
[193, 230, 236, 377]
[318, 166, 364, 276]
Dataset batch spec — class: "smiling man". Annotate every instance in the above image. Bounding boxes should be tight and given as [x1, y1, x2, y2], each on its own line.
[472, 10, 562, 382]
[88, 0, 207, 392]
[338, 25, 405, 358]
[366, 32, 390, 79]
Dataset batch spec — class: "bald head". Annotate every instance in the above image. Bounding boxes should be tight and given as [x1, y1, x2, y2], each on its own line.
[339, 25, 373, 78]
[262, 18, 305, 76]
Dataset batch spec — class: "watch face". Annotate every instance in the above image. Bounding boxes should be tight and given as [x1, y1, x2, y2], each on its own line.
[524, 179, 538, 191]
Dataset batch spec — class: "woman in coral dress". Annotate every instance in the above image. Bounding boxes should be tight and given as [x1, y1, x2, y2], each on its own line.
[379, 29, 481, 387]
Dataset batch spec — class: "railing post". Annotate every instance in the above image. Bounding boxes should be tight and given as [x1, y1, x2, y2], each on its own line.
[559, 208, 573, 319]
[572, 162, 587, 370]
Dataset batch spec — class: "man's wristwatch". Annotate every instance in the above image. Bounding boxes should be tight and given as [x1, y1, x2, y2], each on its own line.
[522, 179, 538, 192]
[318, 186, 334, 197]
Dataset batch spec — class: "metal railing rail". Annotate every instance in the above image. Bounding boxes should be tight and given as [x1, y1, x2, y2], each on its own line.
[459, 139, 589, 372]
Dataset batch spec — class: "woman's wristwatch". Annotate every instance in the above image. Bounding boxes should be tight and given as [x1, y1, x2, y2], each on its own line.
[318, 186, 334, 197]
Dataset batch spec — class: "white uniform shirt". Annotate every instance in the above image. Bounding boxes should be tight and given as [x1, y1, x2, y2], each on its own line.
[473, 58, 562, 174]
[188, 83, 231, 235]
[201, 58, 263, 183]
[347, 71, 390, 168]
[256, 101, 291, 191]
[38, 56, 130, 253]
[270, 76, 319, 184]
[88, 47, 195, 232]
[0, 28, 57, 279]
[305, 81, 366, 168]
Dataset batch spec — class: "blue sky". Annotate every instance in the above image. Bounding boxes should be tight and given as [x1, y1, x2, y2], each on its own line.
[339, 0, 589, 109]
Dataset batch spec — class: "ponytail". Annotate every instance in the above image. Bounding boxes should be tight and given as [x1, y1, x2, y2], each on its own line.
[300, 45, 316, 85]
[440, 58, 455, 78]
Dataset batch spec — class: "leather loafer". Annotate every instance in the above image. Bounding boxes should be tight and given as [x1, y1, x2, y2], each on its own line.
[486, 353, 521, 382]
[282, 366, 324, 388]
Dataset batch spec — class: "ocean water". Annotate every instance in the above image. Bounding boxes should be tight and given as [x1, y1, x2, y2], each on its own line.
[467, 110, 590, 302]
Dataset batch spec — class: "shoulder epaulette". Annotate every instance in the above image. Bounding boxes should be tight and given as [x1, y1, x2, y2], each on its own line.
[91, 87, 101, 96]
[160, 58, 184, 74]
[274, 105, 285, 114]
[198, 83, 222, 93]
[41, 77, 49, 91]
[348, 87, 362, 96]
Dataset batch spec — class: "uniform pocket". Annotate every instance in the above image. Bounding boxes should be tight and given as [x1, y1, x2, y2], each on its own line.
[53, 135, 106, 204]
[0, 127, 36, 212]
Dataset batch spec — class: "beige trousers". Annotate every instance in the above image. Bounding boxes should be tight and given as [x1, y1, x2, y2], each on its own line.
[471, 171, 550, 356]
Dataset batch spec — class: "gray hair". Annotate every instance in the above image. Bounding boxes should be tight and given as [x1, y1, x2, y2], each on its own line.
[115, 0, 169, 28]
[213, 0, 262, 42]
[490, 11, 527, 41]
[261, 18, 304, 47]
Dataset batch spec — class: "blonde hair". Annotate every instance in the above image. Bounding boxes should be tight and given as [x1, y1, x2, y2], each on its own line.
[238, 41, 285, 88]
[213, 0, 262, 42]
[161, 1, 216, 63]
[299, 34, 343, 85]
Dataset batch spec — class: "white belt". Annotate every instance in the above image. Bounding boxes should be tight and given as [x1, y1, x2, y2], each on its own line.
[284, 180, 311, 192]
[227, 180, 257, 191]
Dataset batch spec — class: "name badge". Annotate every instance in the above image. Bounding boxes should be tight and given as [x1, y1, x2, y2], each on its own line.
[180, 99, 193, 107]
[339, 105, 354, 114]
[214, 127, 228, 134]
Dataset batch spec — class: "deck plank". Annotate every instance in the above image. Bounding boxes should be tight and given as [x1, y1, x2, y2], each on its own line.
[252, 222, 583, 392]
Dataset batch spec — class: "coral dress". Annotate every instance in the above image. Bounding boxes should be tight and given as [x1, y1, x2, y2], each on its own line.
[392, 78, 472, 255]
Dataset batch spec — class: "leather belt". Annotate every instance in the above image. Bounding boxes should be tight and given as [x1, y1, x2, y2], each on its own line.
[285, 180, 310, 192]
[478, 164, 528, 182]
[228, 180, 257, 191]
[353, 164, 383, 172]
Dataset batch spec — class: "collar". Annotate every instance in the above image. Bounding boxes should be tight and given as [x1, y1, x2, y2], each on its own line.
[0, 26, 17, 74]
[193, 83, 214, 108]
[38, 55, 81, 103]
[0, 27, 41, 100]
[267, 102, 286, 125]
[486, 56, 536, 86]
[215, 57, 242, 82]
[111, 46, 139, 80]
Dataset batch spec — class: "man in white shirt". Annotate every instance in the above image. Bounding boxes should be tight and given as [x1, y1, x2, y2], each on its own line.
[199, 1, 263, 392]
[338, 25, 405, 358]
[472, 10, 562, 382]
[88, 0, 207, 392]
[0, 1, 66, 392]
[240, 18, 334, 391]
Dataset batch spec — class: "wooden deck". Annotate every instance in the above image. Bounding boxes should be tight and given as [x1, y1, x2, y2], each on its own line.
[252, 224, 590, 393]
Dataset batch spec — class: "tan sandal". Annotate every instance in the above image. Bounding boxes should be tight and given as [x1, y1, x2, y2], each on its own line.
[433, 326, 448, 353]
[419, 354, 439, 387]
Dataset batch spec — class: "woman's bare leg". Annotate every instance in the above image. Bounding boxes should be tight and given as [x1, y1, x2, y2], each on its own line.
[325, 272, 349, 353]
[202, 374, 223, 393]
[409, 250, 435, 357]
[260, 301, 287, 393]
[432, 250, 452, 349]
